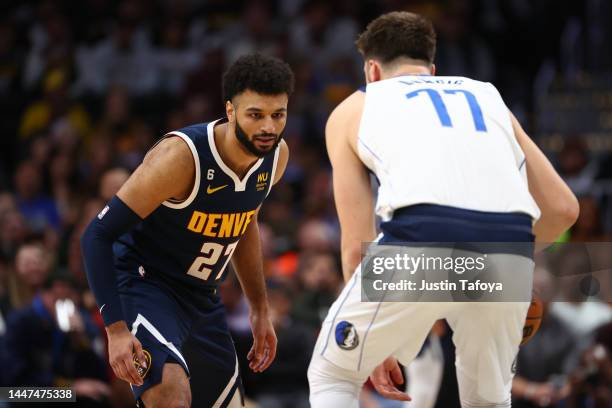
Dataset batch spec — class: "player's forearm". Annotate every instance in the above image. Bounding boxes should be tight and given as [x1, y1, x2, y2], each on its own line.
[231, 221, 269, 313]
[515, 131, 579, 241]
[80, 196, 142, 326]
[341, 238, 362, 282]
[512, 376, 530, 399]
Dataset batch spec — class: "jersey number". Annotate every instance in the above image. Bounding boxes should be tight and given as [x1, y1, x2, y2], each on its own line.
[405, 88, 487, 132]
[187, 241, 238, 281]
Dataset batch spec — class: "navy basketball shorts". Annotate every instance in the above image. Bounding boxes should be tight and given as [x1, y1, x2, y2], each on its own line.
[116, 267, 241, 406]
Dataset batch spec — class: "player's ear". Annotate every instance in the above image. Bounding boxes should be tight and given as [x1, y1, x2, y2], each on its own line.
[365, 60, 378, 83]
[370, 60, 383, 82]
[430, 64, 436, 76]
[226, 100, 235, 122]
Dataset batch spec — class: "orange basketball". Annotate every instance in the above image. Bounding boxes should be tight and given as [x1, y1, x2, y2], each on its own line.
[521, 296, 544, 345]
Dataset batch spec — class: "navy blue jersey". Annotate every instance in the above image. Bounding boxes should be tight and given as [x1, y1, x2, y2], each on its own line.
[113, 118, 279, 289]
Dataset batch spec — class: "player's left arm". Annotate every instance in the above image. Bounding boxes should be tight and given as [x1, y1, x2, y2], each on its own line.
[230, 140, 288, 372]
[272, 139, 289, 185]
[509, 112, 579, 244]
[331, 93, 411, 400]
[231, 140, 287, 312]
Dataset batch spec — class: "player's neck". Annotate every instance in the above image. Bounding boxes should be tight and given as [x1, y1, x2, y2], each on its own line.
[384, 65, 431, 79]
[215, 122, 260, 178]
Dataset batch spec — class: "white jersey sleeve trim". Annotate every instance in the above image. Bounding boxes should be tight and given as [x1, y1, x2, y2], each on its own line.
[161, 131, 201, 209]
[266, 146, 280, 197]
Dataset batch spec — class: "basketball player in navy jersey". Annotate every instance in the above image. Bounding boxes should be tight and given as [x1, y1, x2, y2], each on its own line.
[81, 54, 294, 407]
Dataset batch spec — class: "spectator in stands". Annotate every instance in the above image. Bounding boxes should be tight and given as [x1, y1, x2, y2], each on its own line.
[0, 192, 17, 217]
[94, 86, 149, 170]
[558, 137, 599, 197]
[571, 196, 611, 241]
[14, 160, 61, 233]
[297, 219, 338, 252]
[23, 4, 74, 89]
[19, 68, 91, 140]
[154, 18, 200, 94]
[302, 169, 335, 219]
[0, 259, 8, 308]
[181, 48, 225, 116]
[79, 131, 114, 194]
[2, 275, 110, 405]
[288, 0, 359, 72]
[565, 323, 612, 408]
[0, 20, 22, 98]
[511, 266, 578, 407]
[29, 136, 52, 173]
[0, 209, 27, 262]
[291, 251, 342, 331]
[0, 192, 23, 261]
[7, 242, 52, 312]
[99, 167, 129, 202]
[548, 246, 612, 337]
[434, 1, 495, 82]
[49, 151, 79, 226]
[224, 1, 280, 64]
[74, 10, 158, 96]
[512, 304, 579, 407]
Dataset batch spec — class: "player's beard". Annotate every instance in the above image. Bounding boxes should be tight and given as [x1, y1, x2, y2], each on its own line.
[235, 119, 282, 158]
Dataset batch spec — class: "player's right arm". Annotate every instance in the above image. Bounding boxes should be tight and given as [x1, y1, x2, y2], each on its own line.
[325, 91, 377, 282]
[80, 136, 194, 385]
[509, 112, 579, 244]
[332, 90, 413, 400]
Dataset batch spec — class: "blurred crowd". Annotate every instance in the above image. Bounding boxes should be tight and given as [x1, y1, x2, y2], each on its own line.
[0, 0, 611, 407]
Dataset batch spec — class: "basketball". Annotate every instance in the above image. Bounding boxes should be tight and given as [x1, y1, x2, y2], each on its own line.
[521, 296, 544, 345]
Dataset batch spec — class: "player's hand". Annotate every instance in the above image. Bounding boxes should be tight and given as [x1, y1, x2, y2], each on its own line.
[369, 357, 411, 401]
[248, 311, 277, 372]
[527, 383, 555, 407]
[105, 321, 146, 386]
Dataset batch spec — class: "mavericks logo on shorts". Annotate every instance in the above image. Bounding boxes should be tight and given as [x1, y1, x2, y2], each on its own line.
[335, 321, 359, 350]
[133, 349, 152, 379]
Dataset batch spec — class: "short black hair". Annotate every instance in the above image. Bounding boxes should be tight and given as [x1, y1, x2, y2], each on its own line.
[222, 53, 295, 102]
[356, 12, 436, 66]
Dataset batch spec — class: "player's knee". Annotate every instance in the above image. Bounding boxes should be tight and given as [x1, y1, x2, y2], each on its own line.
[144, 393, 190, 408]
[225, 387, 244, 408]
[156, 398, 190, 408]
[142, 383, 191, 408]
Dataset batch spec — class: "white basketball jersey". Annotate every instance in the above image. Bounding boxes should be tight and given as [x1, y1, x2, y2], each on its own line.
[357, 75, 541, 221]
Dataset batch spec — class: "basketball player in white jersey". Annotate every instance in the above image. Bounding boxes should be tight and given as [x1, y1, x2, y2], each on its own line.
[308, 11, 579, 408]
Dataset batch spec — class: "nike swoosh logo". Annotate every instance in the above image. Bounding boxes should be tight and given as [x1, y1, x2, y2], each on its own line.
[99, 304, 106, 314]
[207, 184, 228, 194]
